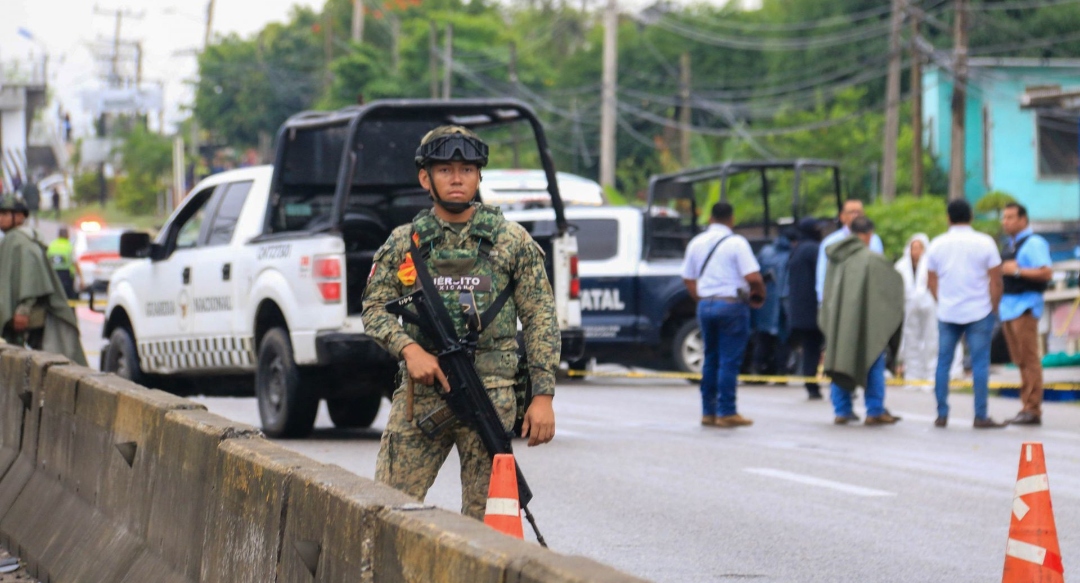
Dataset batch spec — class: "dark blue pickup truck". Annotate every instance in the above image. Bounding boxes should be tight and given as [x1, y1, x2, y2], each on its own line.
[507, 160, 843, 373]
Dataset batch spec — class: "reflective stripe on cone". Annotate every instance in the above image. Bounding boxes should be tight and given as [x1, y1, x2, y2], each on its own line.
[1006, 539, 1065, 575]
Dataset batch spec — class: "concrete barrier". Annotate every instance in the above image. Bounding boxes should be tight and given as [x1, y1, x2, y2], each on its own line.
[0, 343, 651, 583]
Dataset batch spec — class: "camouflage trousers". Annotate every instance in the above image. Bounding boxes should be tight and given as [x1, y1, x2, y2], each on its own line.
[375, 380, 516, 520]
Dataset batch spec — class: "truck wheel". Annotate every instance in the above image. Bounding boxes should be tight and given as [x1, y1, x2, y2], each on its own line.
[256, 328, 318, 438]
[671, 319, 704, 375]
[327, 394, 382, 428]
[103, 327, 144, 385]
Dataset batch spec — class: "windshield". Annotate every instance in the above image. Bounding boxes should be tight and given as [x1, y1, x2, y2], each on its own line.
[85, 233, 122, 252]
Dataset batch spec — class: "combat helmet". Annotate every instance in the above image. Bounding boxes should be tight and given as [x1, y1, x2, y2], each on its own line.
[414, 125, 489, 169]
[0, 194, 19, 212]
[414, 125, 489, 214]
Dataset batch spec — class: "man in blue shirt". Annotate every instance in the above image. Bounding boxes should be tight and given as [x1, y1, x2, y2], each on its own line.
[999, 202, 1053, 425]
[816, 199, 883, 303]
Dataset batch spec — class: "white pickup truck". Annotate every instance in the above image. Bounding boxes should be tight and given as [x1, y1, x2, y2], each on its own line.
[100, 99, 584, 437]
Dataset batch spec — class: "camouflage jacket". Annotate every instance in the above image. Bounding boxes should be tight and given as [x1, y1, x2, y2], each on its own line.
[361, 205, 559, 396]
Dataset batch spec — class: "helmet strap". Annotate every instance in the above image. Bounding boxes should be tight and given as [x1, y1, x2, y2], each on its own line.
[424, 166, 477, 215]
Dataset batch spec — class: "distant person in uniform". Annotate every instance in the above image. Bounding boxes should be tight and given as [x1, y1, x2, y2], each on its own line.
[0, 195, 87, 365]
[681, 202, 765, 428]
[47, 228, 82, 300]
[819, 216, 904, 426]
[787, 218, 824, 399]
[999, 202, 1053, 425]
[925, 200, 1005, 429]
[361, 126, 558, 520]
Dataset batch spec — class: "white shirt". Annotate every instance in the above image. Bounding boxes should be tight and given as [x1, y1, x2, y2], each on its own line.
[925, 225, 1002, 324]
[681, 224, 760, 298]
[815, 225, 884, 303]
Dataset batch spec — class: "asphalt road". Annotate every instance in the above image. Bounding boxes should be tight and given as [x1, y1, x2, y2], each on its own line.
[76, 313, 1080, 583]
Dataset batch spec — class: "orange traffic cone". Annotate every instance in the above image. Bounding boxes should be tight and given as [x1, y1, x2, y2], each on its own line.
[483, 454, 524, 539]
[1003, 442, 1064, 583]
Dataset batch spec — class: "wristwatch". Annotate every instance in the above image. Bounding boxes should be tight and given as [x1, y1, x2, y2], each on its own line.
[1013, 266, 1022, 277]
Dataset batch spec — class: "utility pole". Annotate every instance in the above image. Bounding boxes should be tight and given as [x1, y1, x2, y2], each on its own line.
[949, 0, 968, 200]
[204, 0, 216, 49]
[910, 1, 924, 197]
[92, 6, 143, 87]
[881, 0, 905, 203]
[599, 0, 618, 188]
[508, 42, 521, 167]
[323, 9, 334, 93]
[679, 52, 692, 167]
[429, 22, 439, 98]
[352, 0, 364, 44]
[425, 22, 434, 97]
[442, 23, 453, 100]
[390, 15, 400, 74]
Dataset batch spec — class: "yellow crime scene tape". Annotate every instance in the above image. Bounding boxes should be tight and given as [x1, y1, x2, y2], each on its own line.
[565, 369, 1080, 391]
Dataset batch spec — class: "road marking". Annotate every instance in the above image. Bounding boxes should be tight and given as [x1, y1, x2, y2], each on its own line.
[744, 468, 896, 497]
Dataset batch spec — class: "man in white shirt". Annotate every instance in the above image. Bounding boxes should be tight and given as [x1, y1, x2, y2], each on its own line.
[816, 199, 884, 303]
[681, 202, 766, 428]
[925, 199, 1006, 429]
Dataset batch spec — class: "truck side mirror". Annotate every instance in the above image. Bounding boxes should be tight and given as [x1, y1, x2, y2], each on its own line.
[119, 231, 164, 260]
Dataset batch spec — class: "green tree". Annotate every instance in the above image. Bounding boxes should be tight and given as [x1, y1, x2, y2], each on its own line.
[114, 125, 172, 215]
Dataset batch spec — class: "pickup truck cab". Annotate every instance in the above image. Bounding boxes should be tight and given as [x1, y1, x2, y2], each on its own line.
[508, 160, 843, 374]
[102, 99, 583, 437]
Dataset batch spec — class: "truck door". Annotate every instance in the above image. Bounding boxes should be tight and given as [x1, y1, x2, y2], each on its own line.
[136, 186, 216, 372]
[573, 217, 639, 342]
[188, 180, 253, 366]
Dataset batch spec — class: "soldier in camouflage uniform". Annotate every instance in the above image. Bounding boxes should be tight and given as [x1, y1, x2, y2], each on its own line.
[361, 126, 559, 519]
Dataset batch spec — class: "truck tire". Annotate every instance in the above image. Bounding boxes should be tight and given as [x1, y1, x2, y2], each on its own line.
[256, 328, 318, 438]
[103, 327, 144, 385]
[671, 319, 704, 375]
[327, 394, 382, 429]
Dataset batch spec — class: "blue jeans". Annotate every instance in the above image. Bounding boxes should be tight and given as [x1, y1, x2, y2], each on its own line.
[935, 312, 994, 419]
[831, 353, 887, 417]
[698, 299, 751, 417]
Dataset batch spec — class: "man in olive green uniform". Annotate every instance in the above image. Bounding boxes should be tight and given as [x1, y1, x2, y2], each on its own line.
[361, 126, 559, 519]
[47, 228, 82, 299]
[0, 195, 88, 365]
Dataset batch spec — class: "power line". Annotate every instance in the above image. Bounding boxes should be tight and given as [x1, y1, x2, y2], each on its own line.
[671, 3, 895, 32]
[971, 0, 1080, 10]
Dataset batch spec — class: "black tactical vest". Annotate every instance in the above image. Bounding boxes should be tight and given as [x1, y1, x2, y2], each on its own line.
[1001, 235, 1049, 295]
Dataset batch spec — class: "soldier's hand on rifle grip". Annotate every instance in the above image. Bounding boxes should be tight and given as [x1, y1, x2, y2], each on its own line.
[521, 395, 555, 446]
[401, 343, 451, 393]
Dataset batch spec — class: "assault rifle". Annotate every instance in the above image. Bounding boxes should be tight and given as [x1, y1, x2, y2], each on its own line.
[385, 242, 547, 547]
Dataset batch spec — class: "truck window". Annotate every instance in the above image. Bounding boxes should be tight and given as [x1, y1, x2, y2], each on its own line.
[205, 181, 253, 246]
[572, 219, 619, 261]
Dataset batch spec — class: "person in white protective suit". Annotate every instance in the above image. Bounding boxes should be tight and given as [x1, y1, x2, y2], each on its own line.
[895, 233, 963, 386]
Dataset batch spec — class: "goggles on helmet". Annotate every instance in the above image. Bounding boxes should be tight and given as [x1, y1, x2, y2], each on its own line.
[414, 133, 489, 168]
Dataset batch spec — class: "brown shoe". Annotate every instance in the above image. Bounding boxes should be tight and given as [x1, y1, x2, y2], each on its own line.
[1009, 412, 1041, 426]
[833, 413, 860, 425]
[713, 414, 754, 427]
[865, 412, 901, 426]
[701, 415, 716, 426]
[973, 417, 1008, 429]
[934, 416, 948, 428]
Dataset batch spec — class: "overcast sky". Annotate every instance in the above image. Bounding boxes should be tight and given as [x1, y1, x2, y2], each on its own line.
[3, 0, 745, 139]
[1, 0, 321, 136]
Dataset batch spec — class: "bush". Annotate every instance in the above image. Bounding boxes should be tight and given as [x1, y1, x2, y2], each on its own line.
[865, 195, 950, 260]
[73, 171, 112, 205]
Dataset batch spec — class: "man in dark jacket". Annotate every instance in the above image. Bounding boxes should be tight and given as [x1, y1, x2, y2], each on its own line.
[787, 218, 824, 399]
[751, 229, 793, 377]
[819, 217, 904, 426]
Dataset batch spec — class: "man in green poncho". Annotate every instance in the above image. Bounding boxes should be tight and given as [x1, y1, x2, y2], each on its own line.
[818, 216, 904, 426]
[0, 194, 88, 365]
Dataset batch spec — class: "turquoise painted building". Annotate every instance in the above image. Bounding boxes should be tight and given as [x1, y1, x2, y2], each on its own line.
[924, 58, 1080, 222]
